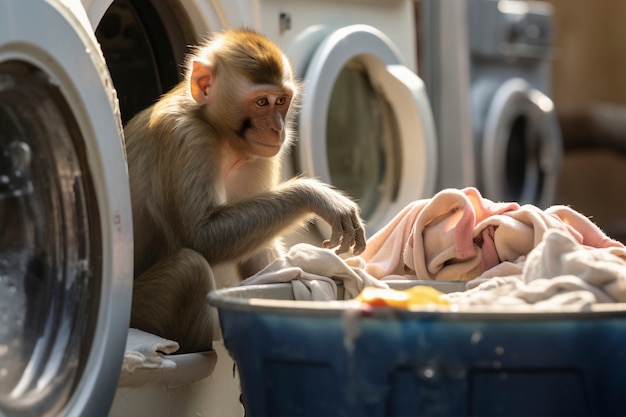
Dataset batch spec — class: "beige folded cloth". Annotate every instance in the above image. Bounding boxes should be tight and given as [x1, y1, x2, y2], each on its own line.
[123, 328, 180, 372]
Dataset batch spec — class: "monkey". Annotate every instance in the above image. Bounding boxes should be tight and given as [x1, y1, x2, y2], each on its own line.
[123, 28, 367, 353]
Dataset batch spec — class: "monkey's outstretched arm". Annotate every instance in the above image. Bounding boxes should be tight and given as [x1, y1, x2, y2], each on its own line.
[188, 177, 366, 264]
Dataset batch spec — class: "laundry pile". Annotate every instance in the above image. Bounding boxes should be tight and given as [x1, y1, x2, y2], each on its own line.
[242, 187, 626, 308]
[358, 187, 624, 281]
[445, 228, 626, 308]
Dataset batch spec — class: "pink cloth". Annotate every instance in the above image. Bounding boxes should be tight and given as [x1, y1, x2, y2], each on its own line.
[355, 187, 625, 281]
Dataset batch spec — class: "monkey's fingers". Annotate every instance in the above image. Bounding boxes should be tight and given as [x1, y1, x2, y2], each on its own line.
[322, 220, 344, 251]
[323, 238, 349, 255]
[352, 223, 367, 255]
[335, 232, 354, 255]
[342, 210, 366, 255]
[323, 217, 366, 256]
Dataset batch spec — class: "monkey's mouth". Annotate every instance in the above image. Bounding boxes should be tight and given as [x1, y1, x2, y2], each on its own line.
[247, 136, 283, 158]
[238, 119, 284, 156]
[249, 138, 281, 148]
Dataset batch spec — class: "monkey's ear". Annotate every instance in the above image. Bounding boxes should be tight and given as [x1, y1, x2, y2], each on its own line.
[190, 60, 214, 104]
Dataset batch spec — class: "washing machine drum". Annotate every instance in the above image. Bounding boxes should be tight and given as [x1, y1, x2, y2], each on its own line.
[0, 0, 133, 416]
[480, 78, 562, 207]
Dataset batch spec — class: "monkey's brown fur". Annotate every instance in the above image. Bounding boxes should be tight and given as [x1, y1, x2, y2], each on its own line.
[125, 29, 366, 352]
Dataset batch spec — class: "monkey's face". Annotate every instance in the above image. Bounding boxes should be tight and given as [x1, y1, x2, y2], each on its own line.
[238, 86, 294, 158]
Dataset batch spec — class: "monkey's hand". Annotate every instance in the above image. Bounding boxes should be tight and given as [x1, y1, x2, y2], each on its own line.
[296, 178, 367, 255]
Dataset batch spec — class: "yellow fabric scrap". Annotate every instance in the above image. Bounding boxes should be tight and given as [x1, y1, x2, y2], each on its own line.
[355, 286, 450, 309]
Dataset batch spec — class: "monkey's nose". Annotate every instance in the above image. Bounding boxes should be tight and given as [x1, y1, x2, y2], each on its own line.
[272, 113, 285, 133]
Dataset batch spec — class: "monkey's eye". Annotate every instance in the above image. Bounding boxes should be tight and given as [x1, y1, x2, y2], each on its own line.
[255, 97, 269, 107]
[276, 96, 287, 106]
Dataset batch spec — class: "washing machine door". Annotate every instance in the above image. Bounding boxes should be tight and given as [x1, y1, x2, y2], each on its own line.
[0, 0, 133, 416]
[297, 25, 437, 236]
[481, 78, 562, 207]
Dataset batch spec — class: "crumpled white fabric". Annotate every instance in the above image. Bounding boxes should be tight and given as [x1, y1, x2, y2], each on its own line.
[445, 229, 626, 308]
[123, 328, 180, 372]
[240, 243, 388, 300]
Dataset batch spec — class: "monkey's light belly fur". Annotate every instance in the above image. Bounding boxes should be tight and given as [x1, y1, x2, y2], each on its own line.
[209, 281, 626, 417]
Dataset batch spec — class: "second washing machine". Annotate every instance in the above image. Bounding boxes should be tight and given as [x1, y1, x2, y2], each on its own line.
[468, 0, 562, 207]
[419, 0, 562, 207]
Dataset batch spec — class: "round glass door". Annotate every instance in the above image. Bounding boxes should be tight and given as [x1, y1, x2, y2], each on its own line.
[481, 78, 562, 207]
[0, 61, 100, 416]
[0, 0, 133, 415]
[298, 25, 437, 236]
[326, 60, 402, 221]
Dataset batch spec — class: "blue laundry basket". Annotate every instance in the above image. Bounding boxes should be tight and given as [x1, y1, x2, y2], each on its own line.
[208, 281, 626, 417]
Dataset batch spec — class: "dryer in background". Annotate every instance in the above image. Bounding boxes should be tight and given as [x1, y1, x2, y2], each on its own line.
[0, 0, 133, 415]
[419, 0, 562, 207]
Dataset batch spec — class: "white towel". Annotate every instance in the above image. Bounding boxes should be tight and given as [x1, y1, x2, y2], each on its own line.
[240, 243, 388, 300]
[123, 328, 180, 372]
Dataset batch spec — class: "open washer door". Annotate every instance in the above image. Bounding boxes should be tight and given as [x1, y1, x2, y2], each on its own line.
[0, 0, 133, 416]
[297, 25, 437, 236]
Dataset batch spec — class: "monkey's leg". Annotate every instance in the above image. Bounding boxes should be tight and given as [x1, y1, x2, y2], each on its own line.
[131, 247, 216, 353]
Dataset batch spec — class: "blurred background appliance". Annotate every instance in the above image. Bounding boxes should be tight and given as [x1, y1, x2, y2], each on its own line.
[419, 0, 562, 207]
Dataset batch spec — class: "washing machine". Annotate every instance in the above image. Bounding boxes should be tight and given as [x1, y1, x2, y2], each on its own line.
[419, 0, 562, 207]
[0, 0, 133, 415]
